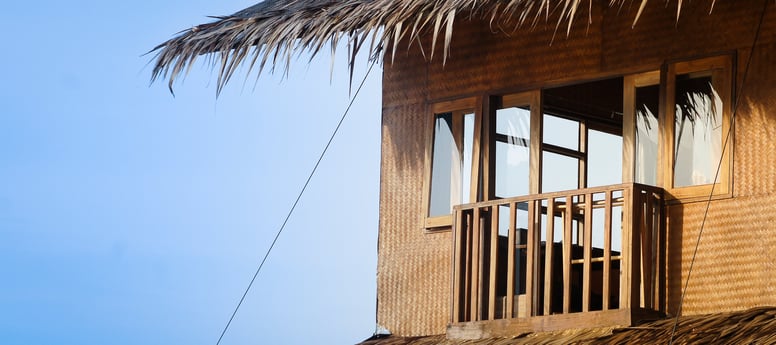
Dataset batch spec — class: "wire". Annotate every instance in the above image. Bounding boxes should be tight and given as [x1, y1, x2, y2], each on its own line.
[215, 57, 378, 345]
[667, 1, 768, 343]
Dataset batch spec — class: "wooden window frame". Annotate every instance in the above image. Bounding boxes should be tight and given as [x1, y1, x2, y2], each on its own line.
[623, 71, 661, 185]
[422, 97, 482, 230]
[662, 55, 733, 201]
[486, 91, 542, 201]
[624, 55, 733, 202]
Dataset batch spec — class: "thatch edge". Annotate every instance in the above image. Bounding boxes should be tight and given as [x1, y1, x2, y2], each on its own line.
[149, 0, 710, 93]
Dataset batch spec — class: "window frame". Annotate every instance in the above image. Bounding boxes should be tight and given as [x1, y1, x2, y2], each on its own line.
[487, 91, 542, 200]
[663, 55, 733, 200]
[422, 97, 482, 229]
[624, 55, 734, 201]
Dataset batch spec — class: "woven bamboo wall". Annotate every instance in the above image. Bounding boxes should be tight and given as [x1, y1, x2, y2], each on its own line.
[378, 0, 776, 336]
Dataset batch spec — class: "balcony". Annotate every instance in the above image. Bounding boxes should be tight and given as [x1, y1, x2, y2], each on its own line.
[449, 183, 665, 338]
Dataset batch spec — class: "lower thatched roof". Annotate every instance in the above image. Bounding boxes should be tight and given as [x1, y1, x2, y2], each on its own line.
[358, 307, 776, 344]
[150, 0, 710, 93]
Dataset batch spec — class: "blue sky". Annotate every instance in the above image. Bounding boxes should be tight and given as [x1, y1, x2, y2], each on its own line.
[0, 1, 381, 344]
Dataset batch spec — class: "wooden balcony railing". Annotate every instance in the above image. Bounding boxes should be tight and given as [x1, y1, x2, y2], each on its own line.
[450, 183, 664, 329]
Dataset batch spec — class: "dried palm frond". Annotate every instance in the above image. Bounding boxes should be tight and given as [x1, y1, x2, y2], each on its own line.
[149, 0, 714, 93]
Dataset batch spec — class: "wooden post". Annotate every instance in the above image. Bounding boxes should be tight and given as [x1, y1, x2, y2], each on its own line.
[488, 206, 499, 320]
[526, 201, 536, 317]
[543, 198, 555, 316]
[582, 193, 593, 312]
[452, 209, 464, 322]
[471, 207, 481, 321]
[506, 202, 517, 319]
[563, 197, 573, 313]
[620, 187, 632, 310]
[602, 191, 612, 310]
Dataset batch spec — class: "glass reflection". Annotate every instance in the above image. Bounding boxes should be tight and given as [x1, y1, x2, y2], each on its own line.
[674, 74, 722, 187]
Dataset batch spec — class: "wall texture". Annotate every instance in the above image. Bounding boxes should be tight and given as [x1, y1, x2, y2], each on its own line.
[377, 0, 776, 336]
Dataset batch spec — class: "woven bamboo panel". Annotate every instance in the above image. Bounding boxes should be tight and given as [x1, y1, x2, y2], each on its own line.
[377, 101, 453, 335]
[666, 195, 776, 316]
[377, 0, 776, 336]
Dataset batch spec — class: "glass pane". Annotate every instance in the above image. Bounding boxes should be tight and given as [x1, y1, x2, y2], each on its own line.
[635, 84, 660, 186]
[429, 113, 456, 217]
[674, 74, 722, 187]
[462, 113, 475, 204]
[495, 106, 530, 198]
[543, 114, 579, 150]
[588, 130, 622, 187]
[542, 152, 579, 193]
[497, 106, 531, 136]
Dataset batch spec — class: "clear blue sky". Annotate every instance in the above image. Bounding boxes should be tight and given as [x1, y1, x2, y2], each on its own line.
[0, 1, 381, 344]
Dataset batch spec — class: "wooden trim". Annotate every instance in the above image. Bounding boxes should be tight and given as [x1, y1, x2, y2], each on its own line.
[431, 97, 478, 114]
[579, 122, 588, 189]
[529, 91, 543, 195]
[483, 96, 496, 201]
[471, 97, 485, 203]
[447, 308, 662, 339]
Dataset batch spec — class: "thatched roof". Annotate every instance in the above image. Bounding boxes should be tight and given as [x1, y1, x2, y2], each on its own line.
[358, 307, 776, 345]
[150, 0, 711, 93]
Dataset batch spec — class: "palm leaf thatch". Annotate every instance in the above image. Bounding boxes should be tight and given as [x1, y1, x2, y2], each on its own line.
[358, 307, 776, 345]
[150, 0, 713, 93]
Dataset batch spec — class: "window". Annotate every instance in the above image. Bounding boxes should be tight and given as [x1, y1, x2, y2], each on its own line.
[625, 55, 733, 200]
[423, 98, 479, 228]
[666, 56, 732, 199]
[541, 78, 624, 194]
[493, 92, 540, 198]
[427, 55, 732, 232]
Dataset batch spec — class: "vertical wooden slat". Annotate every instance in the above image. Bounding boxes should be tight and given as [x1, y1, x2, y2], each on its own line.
[642, 190, 654, 309]
[635, 190, 646, 308]
[462, 212, 472, 321]
[563, 197, 573, 313]
[602, 191, 613, 311]
[582, 194, 593, 312]
[452, 209, 464, 323]
[543, 198, 555, 316]
[629, 188, 642, 310]
[488, 206, 499, 320]
[506, 202, 516, 319]
[525, 200, 536, 317]
[620, 188, 632, 310]
[471, 207, 481, 321]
